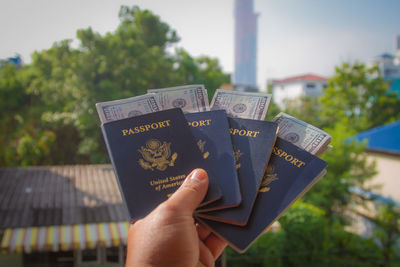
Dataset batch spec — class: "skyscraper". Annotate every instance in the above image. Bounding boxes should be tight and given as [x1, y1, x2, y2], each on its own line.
[234, 0, 258, 91]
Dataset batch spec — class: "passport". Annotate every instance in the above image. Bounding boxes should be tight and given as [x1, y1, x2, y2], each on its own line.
[196, 138, 328, 253]
[101, 108, 221, 222]
[185, 110, 241, 211]
[196, 118, 279, 225]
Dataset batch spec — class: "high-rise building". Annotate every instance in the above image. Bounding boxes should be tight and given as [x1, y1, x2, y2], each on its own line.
[234, 0, 258, 91]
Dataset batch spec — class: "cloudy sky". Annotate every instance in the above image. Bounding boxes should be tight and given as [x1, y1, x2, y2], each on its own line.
[1, 0, 400, 89]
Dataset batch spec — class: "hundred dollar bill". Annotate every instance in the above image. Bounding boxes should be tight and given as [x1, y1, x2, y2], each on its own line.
[95, 93, 161, 123]
[147, 84, 210, 113]
[273, 112, 332, 155]
[316, 144, 333, 157]
[210, 89, 272, 120]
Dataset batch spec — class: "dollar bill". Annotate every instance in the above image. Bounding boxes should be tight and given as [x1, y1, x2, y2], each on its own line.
[316, 144, 333, 157]
[272, 112, 332, 155]
[95, 93, 161, 123]
[147, 84, 210, 113]
[210, 89, 272, 120]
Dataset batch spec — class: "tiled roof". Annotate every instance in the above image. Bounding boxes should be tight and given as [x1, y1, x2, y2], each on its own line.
[271, 74, 328, 84]
[354, 121, 400, 155]
[0, 165, 129, 229]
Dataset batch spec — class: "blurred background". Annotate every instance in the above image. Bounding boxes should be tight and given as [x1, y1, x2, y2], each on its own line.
[0, 0, 399, 266]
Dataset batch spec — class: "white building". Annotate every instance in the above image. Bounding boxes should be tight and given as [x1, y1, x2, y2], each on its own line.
[369, 53, 400, 79]
[368, 35, 400, 79]
[270, 74, 328, 109]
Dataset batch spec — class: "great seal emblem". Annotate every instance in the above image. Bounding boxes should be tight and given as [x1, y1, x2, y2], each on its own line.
[259, 164, 279, 193]
[138, 139, 178, 171]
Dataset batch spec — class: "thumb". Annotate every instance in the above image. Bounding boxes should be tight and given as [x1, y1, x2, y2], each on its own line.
[166, 169, 209, 214]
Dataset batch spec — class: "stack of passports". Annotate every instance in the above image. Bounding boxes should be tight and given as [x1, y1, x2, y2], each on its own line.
[100, 108, 328, 253]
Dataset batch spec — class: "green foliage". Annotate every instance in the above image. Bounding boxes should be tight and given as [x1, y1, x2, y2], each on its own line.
[226, 61, 400, 265]
[0, 5, 229, 166]
[283, 96, 324, 129]
[264, 99, 281, 121]
[304, 118, 377, 219]
[320, 62, 400, 131]
[372, 203, 400, 267]
[226, 202, 382, 266]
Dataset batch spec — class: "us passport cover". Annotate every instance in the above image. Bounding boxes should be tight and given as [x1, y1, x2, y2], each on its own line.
[196, 138, 328, 253]
[185, 110, 241, 211]
[101, 108, 221, 222]
[196, 118, 279, 225]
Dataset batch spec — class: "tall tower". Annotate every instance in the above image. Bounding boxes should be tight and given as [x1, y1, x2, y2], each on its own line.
[234, 0, 258, 91]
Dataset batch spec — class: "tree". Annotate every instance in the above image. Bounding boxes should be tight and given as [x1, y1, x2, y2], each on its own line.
[303, 118, 377, 220]
[0, 5, 230, 166]
[320, 62, 400, 132]
[226, 202, 381, 266]
[371, 203, 400, 267]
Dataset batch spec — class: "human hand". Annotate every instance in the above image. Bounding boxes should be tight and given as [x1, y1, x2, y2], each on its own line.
[125, 168, 227, 267]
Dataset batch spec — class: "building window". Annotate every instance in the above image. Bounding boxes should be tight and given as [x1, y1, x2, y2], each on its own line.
[305, 83, 316, 89]
[105, 246, 120, 263]
[76, 247, 100, 265]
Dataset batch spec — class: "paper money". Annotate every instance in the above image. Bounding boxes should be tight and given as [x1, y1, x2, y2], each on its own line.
[273, 112, 331, 155]
[210, 89, 272, 120]
[148, 84, 210, 113]
[316, 144, 333, 157]
[96, 93, 161, 123]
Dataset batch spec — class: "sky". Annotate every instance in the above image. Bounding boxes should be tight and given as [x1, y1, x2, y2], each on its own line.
[1, 0, 400, 90]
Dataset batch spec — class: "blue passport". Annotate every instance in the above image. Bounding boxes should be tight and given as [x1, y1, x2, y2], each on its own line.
[185, 110, 241, 211]
[196, 138, 328, 253]
[196, 118, 278, 225]
[101, 108, 222, 222]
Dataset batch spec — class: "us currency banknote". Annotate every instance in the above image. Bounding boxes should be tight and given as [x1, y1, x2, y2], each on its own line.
[95, 93, 161, 123]
[316, 144, 333, 157]
[147, 84, 210, 113]
[273, 112, 331, 155]
[210, 89, 272, 120]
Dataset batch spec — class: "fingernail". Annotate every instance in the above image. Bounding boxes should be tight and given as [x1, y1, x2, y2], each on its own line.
[189, 169, 207, 183]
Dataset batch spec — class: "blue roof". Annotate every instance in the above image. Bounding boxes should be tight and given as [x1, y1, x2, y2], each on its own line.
[376, 53, 395, 59]
[354, 121, 400, 155]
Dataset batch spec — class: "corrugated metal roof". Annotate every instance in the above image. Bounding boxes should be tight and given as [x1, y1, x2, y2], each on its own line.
[354, 121, 400, 155]
[0, 165, 129, 229]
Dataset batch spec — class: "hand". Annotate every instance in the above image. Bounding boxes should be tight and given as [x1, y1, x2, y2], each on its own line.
[125, 169, 227, 267]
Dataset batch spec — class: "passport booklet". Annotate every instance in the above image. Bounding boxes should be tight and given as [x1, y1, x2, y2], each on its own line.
[196, 118, 279, 225]
[185, 110, 241, 212]
[196, 138, 328, 253]
[101, 108, 221, 222]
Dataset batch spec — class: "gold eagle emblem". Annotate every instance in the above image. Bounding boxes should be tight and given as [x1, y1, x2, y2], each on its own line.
[233, 145, 243, 169]
[138, 139, 178, 171]
[259, 164, 278, 193]
[197, 139, 210, 159]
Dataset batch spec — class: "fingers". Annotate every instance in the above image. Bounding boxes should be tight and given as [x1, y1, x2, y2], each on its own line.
[166, 169, 209, 215]
[198, 240, 215, 267]
[197, 223, 227, 260]
[204, 233, 227, 259]
[197, 223, 211, 241]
